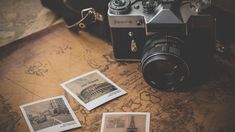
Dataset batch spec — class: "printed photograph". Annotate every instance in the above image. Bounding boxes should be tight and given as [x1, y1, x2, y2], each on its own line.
[20, 96, 81, 132]
[101, 112, 150, 132]
[65, 72, 117, 103]
[61, 70, 126, 110]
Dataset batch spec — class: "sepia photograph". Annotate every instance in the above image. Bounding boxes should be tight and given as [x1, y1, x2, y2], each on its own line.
[101, 112, 150, 132]
[61, 70, 127, 110]
[20, 96, 81, 132]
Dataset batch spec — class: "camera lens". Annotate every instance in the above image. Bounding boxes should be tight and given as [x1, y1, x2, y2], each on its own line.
[109, 0, 131, 14]
[141, 36, 190, 91]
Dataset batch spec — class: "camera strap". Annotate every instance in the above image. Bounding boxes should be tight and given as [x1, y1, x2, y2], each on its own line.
[66, 8, 104, 32]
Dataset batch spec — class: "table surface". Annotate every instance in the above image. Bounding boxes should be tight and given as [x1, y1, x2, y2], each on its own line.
[0, 23, 235, 132]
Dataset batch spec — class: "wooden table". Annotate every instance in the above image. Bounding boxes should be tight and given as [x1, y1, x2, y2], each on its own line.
[0, 23, 235, 132]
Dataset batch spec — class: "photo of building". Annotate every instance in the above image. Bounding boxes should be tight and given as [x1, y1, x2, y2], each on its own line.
[61, 70, 127, 110]
[78, 82, 117, 103]
[64, 72, 118, 104]
[22, 98, 74, 131]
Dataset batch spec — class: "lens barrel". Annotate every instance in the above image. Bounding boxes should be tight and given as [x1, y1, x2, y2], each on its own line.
[141, 36, 190, 91]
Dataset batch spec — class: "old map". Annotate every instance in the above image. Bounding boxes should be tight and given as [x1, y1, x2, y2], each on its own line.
[0, 23, 235, 132]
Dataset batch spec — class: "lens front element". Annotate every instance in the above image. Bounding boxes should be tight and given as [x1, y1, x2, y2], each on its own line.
[141, 36, 190, 91]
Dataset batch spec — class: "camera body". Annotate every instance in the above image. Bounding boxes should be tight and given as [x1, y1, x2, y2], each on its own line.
[108, 0, 215, 90]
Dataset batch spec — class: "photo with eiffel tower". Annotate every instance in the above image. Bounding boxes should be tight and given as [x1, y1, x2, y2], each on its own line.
[101, 112, 150, 132]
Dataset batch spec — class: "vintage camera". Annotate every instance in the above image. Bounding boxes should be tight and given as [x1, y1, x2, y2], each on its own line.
[108, 0, 216, 91]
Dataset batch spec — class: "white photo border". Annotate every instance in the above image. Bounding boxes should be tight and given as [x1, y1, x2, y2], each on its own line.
[60, 70, 127, 110]
[101, 112, 150, 132]
[20, 96, 81, 132]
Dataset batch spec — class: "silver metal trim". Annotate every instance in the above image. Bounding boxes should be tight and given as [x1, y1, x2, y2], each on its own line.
[66, 7, 104, 29]
[81, 8, 104, 22]
[81, 8, 96, 22]
[131, 39, 138, 52]
[108, 15, 145, 28]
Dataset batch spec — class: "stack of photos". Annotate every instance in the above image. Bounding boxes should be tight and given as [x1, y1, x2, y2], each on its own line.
[61, 70, 127, 110]
[101, 112, 150, 132]
[20, 96, 81, 132]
